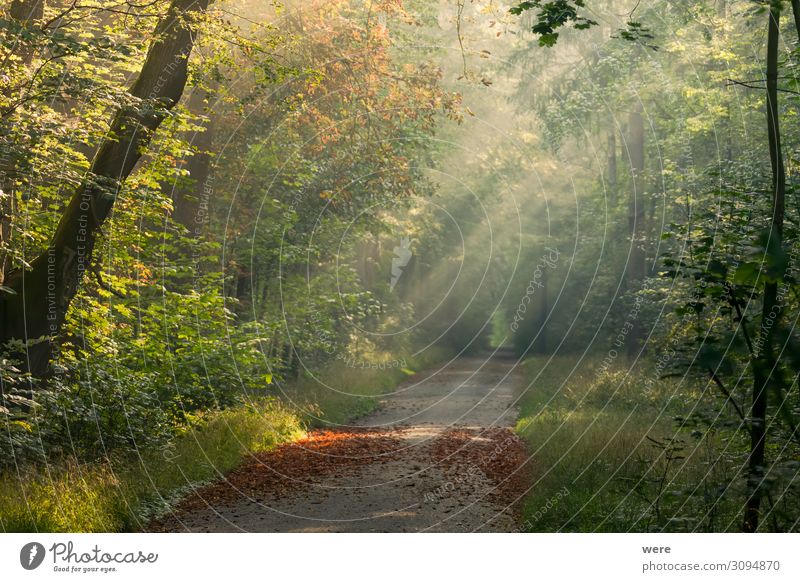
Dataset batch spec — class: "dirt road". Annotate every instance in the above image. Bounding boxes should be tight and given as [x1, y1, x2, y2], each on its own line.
[149, 352, 529, 532]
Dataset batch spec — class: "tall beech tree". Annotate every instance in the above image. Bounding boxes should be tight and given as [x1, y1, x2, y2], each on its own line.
[0, 0, 210, 375]
[0, 0, 44, 282]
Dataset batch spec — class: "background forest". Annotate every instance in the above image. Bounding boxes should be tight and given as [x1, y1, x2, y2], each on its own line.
[1, 0, 799, 533]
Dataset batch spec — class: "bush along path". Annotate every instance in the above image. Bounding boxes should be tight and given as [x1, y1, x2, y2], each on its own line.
[148, 352, 529, 532]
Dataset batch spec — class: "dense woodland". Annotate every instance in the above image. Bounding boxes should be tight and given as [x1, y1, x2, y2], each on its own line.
[1, 0, 800, 532]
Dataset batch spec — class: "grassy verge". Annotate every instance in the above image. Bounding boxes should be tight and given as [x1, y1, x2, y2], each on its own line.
[514, 356, 747, 532]
[0, 347, 450, 532]
[0, 399, 305, 532]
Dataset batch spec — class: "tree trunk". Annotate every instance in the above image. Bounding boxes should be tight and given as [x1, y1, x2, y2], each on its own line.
[607, 126, 617, 205]
[626, 103, 645, 357]
[1, 0, 45, 284]
[8, 0, 43, 21]
[537, 266, 548, 353]
[744, 1, 786, 533]
[171, 88, 215, 233]
[0, 0, 210, 376]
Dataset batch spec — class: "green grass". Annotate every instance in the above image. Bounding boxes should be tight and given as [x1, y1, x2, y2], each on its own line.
[0, 347, 450, 532]
[0, 399, 304, 532]
[514, 356, 749, 532]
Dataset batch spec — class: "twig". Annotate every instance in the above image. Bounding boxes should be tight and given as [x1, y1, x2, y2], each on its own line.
[90, 265, 125, 298]
[726, 78, 800, 95]
[707, 367, 748, 426]
[726, 283, 755, 357]
[456, 0, 468, 79]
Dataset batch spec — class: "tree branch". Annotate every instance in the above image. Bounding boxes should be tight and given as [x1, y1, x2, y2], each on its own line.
[707, 366, 748, 426]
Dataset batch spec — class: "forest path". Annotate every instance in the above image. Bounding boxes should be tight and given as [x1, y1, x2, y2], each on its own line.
[148, 352, 530, 532]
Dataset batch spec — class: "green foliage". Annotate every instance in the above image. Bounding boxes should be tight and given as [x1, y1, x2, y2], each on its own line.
[5, 0, 800, 535]
[516, 356, 799, 532]
[509, 1, 597, 47]
[0, 398, 305, 532]
[0, 347, 448, 532]
[0, 1, 464, 534]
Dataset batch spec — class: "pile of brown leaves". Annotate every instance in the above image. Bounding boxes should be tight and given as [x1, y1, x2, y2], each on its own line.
[147, 428, 404, 530]
[427, 428, 531, 511]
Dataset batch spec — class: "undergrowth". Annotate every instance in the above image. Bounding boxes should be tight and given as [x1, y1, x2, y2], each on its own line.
[0, 348, 450, 532]
[513, 356, 792, 532]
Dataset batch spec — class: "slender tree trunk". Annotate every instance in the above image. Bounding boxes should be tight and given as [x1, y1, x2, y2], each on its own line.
[0, 0, 210, 376]
[744, 1, 786, 533]
[626, 103, 645, 357]
[171, 88, 215, 232]
[607, 125, 617, 205]
[537, 266, 548, 353]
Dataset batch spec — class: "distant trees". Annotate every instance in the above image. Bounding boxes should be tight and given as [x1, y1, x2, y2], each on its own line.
[626, 102, 645, 357]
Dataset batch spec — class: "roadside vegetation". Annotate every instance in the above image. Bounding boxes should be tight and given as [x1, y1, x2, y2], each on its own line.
[0, 348, 448, 532]
[515, 356, 799, 532]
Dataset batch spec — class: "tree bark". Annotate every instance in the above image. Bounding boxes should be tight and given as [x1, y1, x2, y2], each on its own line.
[743, 1, 786, 533]
[0, 0, 210, 376]
[8, 0, 44, 22]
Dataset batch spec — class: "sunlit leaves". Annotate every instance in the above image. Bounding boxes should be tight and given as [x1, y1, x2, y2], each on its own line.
[509, 0, 597, 47]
